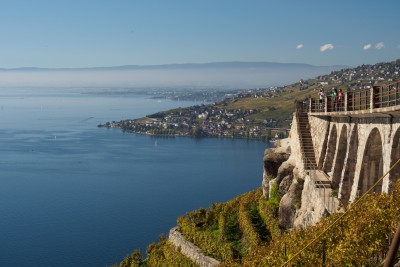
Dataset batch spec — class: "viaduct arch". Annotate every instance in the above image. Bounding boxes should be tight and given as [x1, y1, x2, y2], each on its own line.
[308, 118, 399, 203]
[340, 125, 358, 205]
[390, 126, 400, 191]
[359, 128, 383, 195]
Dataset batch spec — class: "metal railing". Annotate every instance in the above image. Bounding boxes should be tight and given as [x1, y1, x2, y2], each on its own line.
[306, 80, 400, 113]
[294, 99, 310, 113]
[347, 88, 371, 111]
[374, 81, 400, 108]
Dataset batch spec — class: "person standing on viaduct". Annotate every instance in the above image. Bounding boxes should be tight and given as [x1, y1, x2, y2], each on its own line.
[331, 88, 338, 111]
[338, 89, 344, 111]
[319, 88, 325, 111]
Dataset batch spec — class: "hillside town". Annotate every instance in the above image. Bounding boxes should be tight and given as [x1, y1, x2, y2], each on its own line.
[317, 59, 400, 89]
[100, 103, 285, 141]
[99, 59, 400, 141]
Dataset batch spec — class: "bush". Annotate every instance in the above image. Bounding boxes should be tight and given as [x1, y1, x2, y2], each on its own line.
[266, 181, 281, 212]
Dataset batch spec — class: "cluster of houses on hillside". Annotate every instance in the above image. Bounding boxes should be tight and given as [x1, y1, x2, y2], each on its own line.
[99, 103, 286, 141]
[317, 59, 400, 89]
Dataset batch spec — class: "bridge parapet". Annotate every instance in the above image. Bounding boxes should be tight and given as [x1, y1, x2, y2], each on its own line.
[296, 80, 400, 117]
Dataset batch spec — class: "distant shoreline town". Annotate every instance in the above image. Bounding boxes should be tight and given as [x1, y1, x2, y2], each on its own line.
[98, 99, 288, 142]
[99, 59, 400, 142]
[97, 84, 292, 142]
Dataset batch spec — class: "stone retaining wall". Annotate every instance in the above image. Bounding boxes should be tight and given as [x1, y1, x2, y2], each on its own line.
[168, 227, 220, 267]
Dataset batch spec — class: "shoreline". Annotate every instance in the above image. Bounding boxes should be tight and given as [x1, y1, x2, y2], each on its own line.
[98, 124, 277, 142]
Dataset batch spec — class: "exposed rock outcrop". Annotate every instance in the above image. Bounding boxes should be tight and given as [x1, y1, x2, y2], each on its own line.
[263, 140, 290, 177]
[278, 169, 304, 230]
[276, 160, 295, 196]
[262, 139, 291, 198]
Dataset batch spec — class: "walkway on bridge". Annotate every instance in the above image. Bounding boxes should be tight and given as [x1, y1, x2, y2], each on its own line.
[302, 80, 400, 118]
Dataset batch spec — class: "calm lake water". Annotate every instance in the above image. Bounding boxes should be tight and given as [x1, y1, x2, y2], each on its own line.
[0, 89, 270, 266]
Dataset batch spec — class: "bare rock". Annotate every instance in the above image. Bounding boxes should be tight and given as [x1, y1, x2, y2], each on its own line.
[263, 148, 289, 177]
[262, 170, 270, 199]
[279, 177, 304, 230]
[276, 160, 295, 183]
[276, 160, 295, 196]
[262, 139, 291, 199]
[279, 175, 294, 196]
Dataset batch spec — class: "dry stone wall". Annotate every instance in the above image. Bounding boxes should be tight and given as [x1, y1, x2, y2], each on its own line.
[168, 227, 220, 267]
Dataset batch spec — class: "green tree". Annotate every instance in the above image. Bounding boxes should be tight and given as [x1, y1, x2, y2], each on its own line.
[191, 127, 203, 137]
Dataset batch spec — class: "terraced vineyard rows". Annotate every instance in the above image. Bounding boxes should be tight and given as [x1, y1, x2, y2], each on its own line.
[115, 180, 400, 266]
[160, 188, 280, 266]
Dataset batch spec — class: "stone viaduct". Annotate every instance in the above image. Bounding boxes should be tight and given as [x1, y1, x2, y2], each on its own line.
[298, 80, 400, 205]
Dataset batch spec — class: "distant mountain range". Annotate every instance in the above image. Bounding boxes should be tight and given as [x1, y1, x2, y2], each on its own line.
[0, 62, 348, 89]
[0, 62, 348, 71]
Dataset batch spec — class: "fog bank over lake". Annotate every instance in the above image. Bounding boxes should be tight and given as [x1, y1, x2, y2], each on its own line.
[0, 62, 346, 89]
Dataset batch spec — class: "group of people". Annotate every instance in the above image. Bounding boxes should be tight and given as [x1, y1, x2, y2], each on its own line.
[318, 87, 344, 112]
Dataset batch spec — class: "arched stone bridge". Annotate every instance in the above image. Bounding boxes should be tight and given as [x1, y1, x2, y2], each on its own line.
[295, 80, 400, 205]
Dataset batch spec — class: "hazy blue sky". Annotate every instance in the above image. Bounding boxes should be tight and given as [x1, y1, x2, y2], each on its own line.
[0, 0, 399, 68]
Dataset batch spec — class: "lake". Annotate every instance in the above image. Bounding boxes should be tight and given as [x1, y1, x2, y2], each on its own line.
[0, 89, 270, 266]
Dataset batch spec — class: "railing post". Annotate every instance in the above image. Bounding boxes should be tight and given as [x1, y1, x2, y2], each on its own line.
[348, 91, 353, 111]
[324, 96, 328, 113]
[322, 240, 326, 267]
[309, 98, 313, 113]
[344, 92, 348, 112]
[371, 86, 379, 110]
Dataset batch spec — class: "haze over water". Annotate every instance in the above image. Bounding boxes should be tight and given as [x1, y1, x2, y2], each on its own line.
[0, 89, 269, 266]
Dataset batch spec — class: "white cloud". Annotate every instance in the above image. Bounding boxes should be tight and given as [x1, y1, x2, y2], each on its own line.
[363, 44, 372, 50]
[375, 42, 384, 50]
[320, 44, 334, 52]
[296, 44, 304, 49]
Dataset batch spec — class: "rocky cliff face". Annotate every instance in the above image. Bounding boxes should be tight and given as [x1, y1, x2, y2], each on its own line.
[262, 138, 298, 229]
[263, 115, 327, 230]
[262, 138, 290, 198]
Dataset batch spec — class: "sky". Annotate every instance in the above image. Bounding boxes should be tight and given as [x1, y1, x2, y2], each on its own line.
[0, 0, 399, 68]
